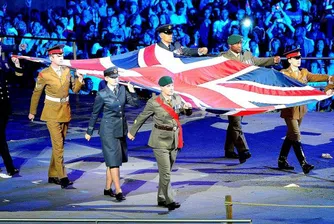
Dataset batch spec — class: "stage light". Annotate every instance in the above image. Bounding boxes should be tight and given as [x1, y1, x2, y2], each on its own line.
[242, 18, 252, 28]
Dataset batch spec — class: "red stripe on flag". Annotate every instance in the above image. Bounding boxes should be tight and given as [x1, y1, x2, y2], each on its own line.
[70, 58, 107, 70]
[143, 45, 161, 66]
[177, 94, 197, 107]
[174, 60, 251, 85]
[232, 107, 275, 116]
[173, 80, 243, 108]
[119, 67, 174, 92]
[130, 67, 243, 108]
[218, 83, 325, 96]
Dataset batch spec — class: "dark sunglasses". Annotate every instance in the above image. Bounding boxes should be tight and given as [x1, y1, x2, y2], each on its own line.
[291, 55, 301, 60]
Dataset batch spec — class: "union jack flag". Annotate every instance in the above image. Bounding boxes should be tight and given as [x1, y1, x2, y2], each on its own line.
[12, 44, 331, 116]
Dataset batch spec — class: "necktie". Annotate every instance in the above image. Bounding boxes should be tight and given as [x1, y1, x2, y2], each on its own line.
[167, 99, 172, 107]
[113, 88, 118, 95]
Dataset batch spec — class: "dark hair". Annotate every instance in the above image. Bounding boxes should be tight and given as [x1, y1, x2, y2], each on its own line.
[56, 22, 65, 30]
[82, 77, 93, 91]
[176, 1, 185, 9]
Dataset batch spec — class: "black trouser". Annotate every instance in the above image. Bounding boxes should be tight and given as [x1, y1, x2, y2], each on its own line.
[0, 114, 15, 173]
[224, 116, 249, 154]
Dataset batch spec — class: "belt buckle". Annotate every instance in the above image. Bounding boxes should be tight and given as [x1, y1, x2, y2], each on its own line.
[60, 97, 66, 103]
[173, 126, 177, 131]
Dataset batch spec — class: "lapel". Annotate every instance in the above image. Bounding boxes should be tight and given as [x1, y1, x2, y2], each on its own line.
[226, 50, 238, 60]
[171, 94, 177, 108]
[157, 42, 169, 51]
[60, 68, 67, 85]
[287, 66, 302, 81]
[48, 66, 65, 85]
[106, 85, 119, 98]
[114, 85, 120, 97]
[47, 67, 62, 86]
[160, 94, 173, 108]
[158, 41, 174, 52]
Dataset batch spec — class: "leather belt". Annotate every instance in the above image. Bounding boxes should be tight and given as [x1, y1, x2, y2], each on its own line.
[45, 95, 69, 103]
[154, 124, 177, 131]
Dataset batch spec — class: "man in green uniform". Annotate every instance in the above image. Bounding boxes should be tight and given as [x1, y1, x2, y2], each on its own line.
[127, 76, 192, 211]
[219, 34, 281, 163]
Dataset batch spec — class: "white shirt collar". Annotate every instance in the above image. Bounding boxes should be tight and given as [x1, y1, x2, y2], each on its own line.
[230, 50, 240, 58]
[51, 65, 62, 75]
[107, 84, 118, 91]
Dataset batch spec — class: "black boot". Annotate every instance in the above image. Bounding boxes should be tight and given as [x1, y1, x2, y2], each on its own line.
[292, 141, 314, 174]
[278, 138, 294, 170]
[60, 177, 73, 189]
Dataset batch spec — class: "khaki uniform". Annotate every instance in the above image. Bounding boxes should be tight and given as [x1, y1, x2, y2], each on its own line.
[130, 94, 192, 204]
[280, 67, 331, 141]
[324, 83, 334, 93]
[219, 50, 276, 154]
[29, 66, 82, 178]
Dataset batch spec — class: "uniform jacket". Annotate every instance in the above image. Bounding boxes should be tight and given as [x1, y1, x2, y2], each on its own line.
[129, 94, 192, 150]
[280, 67, 331, 119]
[86, 85, 139, 138]
[325, 83, 334, 93]
[219, 49, 276, 66]
[0, 59, 23, 116]
[29, 66, 83, 122]
[0, 61, 11, 116]
[157, 41, 200, 57]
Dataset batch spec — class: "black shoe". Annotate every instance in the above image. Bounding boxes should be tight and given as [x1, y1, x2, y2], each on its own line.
[115, 192, 126, 201]
[239, 152, 251, 164]
[104, 189, 115, 197]
[48, 177, 61, 185]
[225, 151, 239, 159]
[167, 202, 181, 211]
[278, 160, 294, 170]
[8, 168, 19, 176]
[60, 177, 73, 189]
[302, 163, 314, 174]
[158, 201, 167, 207]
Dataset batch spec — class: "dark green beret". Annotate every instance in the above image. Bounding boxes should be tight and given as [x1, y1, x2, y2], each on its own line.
[104, 66, 119, 78]
[158, 76, 173, 86]
[227, 34, 243, 45]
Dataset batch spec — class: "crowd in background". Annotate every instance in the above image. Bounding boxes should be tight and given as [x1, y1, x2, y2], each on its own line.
[0, 0, 334, 110]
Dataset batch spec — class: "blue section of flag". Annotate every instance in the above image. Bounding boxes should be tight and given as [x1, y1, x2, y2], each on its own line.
[111, 50, 140, 69]
[229, 67, 306, 87]
[250, 99, 318, 107]
[178, 56, 215, 64]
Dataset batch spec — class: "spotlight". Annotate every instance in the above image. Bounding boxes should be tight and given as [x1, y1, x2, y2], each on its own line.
[242, 18, 252, 28]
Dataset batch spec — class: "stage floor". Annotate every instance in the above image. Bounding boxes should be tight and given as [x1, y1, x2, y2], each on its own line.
[1, 89, 334, 224]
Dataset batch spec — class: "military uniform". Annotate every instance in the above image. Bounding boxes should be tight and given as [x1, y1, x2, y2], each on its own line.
[156, 24, 202, 57]
[29, 45, 82, 185]
[277, 47, 334, 174]
[86, 82, 139, 168]
[129, 77, 192, 208]
[325, 84, 334, 93]
[280, 67, 330, 122]
[219, 48, 276, 161]
[157, 41, 200, 56]
[0, 58, 21, 176]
